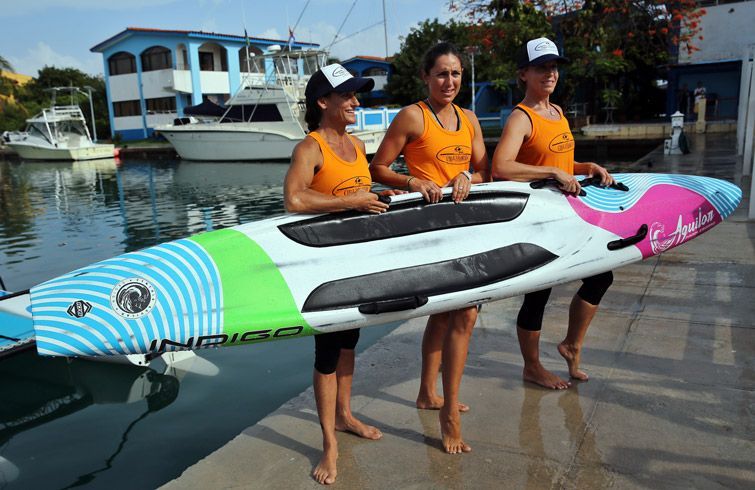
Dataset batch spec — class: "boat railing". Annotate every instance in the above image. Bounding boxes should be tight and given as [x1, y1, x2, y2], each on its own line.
[347, 107, 401, 132]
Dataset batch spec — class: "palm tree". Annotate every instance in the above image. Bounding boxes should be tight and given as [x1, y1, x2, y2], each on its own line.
[0, 55, 13, 72]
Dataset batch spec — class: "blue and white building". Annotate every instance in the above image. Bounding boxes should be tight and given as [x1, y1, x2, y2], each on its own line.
[340, 56, 392, 107]
[90, 27, 318, 141]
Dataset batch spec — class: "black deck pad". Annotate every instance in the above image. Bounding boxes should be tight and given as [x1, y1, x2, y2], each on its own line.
[302, 242, 557, 312]
[280, 191, 529, 247]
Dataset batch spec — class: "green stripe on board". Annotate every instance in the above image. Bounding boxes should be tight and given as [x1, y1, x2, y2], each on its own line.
[190, 229, 315, 343]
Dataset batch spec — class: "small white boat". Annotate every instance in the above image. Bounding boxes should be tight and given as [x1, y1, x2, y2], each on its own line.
[157, 48, 394, 161]
[2, 87, 115, 161]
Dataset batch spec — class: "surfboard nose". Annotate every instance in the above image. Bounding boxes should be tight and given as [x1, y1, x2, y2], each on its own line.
[699, 177, 742, 219]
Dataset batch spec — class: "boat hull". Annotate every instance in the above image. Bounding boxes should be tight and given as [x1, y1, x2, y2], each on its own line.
[159, 126, 386, 161]
[7, 142, 115, 161]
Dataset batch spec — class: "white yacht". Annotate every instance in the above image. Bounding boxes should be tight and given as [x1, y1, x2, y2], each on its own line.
[156, 48, 393, 161]
[2, 87, 115, 161]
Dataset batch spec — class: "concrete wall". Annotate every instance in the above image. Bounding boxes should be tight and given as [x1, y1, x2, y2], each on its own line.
[679, 1, 755, 64]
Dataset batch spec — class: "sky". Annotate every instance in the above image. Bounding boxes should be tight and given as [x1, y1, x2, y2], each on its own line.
[0, 0, 454, 77]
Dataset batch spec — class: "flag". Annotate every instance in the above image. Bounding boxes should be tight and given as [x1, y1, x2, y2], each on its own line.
[287, 26, 295, 50]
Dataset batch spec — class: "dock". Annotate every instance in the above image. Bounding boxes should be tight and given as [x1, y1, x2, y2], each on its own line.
[162, 131, 754, 489]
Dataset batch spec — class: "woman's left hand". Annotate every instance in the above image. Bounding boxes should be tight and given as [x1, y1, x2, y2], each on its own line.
[588, 163, 615, 187]
[445, 171, 473, 203]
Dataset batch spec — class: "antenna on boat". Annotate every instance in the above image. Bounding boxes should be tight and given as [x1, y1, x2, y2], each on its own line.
[83, 85, 98, 143]
[327, 0, 359, 53]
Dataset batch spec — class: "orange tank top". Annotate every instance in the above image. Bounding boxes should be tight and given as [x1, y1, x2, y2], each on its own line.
[515, 103, 575, 175]
[403, 101, 475, 186]
[307, 131, 372, 196]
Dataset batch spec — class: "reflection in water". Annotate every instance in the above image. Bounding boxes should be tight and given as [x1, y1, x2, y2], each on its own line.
[0, 350, 179, 486]
[0, 159, 289, 290]
[518, 385, 611, 488]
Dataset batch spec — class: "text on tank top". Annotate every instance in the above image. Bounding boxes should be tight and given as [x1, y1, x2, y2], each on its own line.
[307, 131, 372, 196]
[403, 101, 475, 186]
[515, 103, 575, 175]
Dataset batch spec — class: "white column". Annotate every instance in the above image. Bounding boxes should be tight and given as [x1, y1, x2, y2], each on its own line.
[749, 56, 755, 220]
[737, 47, 753, 156]
[744, 60, 755, 180]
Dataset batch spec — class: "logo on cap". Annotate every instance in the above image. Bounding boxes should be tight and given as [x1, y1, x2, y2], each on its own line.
[534, 41, 553, 51]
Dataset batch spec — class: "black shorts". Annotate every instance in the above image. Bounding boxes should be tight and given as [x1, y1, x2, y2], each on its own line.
[517, 271, 614, 331]
[313, 328, 360, 374]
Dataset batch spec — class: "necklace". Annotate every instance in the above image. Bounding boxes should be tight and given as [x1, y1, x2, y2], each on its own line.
[424, 99, 460, 131]
[547, 103, 558, 118]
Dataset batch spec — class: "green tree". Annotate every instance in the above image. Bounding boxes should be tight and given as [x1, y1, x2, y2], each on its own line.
[451, 0, 706, 120]
[385, 19, 478, 107]
[19, 66, 110, 138]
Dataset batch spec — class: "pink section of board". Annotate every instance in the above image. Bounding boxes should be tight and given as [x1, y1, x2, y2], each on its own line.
[567, 185, 722, 258]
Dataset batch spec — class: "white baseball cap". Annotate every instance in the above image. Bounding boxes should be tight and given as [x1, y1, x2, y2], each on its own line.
[516, 37, 569, 69]
[305, 63, 375, 101]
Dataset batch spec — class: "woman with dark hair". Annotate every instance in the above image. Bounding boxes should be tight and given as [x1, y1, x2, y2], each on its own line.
[370, 42, 489, 454]
[284, 63, 399, 485]
[492, 37, 615, 389]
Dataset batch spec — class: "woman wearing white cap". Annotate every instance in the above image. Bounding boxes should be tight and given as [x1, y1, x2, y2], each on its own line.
[492, 38, 615, 390]
[285, 63, 400, 484]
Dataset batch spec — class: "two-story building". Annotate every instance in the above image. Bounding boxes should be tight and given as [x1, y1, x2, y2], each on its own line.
[90, 27, 318, 141]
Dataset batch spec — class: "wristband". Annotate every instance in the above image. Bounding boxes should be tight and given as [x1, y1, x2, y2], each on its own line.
[406, 176, 415, 190]
[461, 170, 472, 181]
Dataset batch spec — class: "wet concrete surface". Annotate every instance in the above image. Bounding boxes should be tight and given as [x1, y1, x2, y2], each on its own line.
[163, 132, 754, 489]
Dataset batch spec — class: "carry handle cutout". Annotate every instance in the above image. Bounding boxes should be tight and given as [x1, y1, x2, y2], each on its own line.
[578, 176, 629, 192]
[358, 295, 429, 314]
[530, 179, 586, 197]
[607, 224, 648, 250]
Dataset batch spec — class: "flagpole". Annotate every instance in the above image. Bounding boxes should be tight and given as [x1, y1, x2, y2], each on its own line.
[382, 0, 388, 57]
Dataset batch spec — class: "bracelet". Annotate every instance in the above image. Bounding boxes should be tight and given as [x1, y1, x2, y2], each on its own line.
[461, 170, 472, 181]
[406, 176, 415, 190]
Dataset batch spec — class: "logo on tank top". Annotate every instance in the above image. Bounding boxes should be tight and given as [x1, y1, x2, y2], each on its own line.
[435, 145, 471, 165]
[333, 175, 371, 196]
[548, 132, 575, 153]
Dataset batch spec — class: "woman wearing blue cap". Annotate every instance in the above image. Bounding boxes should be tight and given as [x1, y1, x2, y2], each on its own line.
[492, 38, 615, 389]
[285, 63, 400, 484]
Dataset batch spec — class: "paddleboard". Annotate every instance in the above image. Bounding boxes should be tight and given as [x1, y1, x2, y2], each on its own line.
[12, 173, 741, 358]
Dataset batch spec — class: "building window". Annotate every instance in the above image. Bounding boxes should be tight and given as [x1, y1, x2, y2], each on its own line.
[364, 67, 388, 77]
[146, 96, 177, 113]
[113, 100, 142, 117]
[199, 52, 215, 71]
[141, 46, 172, 72]
[108, 52, 137, 75]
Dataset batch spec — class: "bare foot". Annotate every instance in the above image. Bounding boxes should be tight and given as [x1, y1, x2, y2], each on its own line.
[335, 415, 382, 440]
[558, 342, 589, 381]
[416, 394, 470, 413]
[522, 362, 571, 389]
[312, 444, 338, 485]
[439, 405, 472, 454]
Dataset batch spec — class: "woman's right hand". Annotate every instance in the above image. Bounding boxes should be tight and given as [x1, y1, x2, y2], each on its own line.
[554, 169, 581, 195]
[409, 177, 444, 203]
[345, 190, 390, 214]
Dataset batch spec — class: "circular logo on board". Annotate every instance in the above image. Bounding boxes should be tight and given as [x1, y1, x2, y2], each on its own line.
[110, 278, 156, 319]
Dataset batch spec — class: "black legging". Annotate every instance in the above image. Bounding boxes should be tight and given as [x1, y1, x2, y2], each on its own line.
[517, 271, 614, 331]
[314, 328, 360, 374]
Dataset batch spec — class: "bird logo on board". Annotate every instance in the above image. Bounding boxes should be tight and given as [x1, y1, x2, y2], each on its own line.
[548, 132, 575, 153]
[333, 176, 372, 196]
[66, 300, 92, 318]
[436, 145, 471, 165]
[110, 277, 157, 319]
